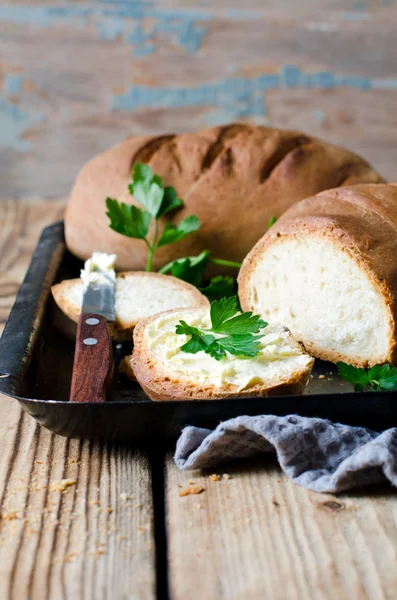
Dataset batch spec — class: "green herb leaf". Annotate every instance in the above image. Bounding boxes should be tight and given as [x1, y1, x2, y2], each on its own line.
[199, 275, 237, 302]
[106, 162, 201, 271]
[210, 297, 240, 331]
[129, 163, 182, 219]
[106, 198, 151, 240]
[131, 180, 164, 218]
[159, 251, 210, 286]
[157, 215, 200, 247]
[158, 251, 239, 298]
[268, 216, 277, 228]
[336, 362, 369, 392]
[175, 297, 268, 361]
[176, 321, 215, 353]
[337, 362, 397, 392]
[175, 320, 201, 338]
[158, 186, 184, 217]
[368, 364, 397, 391]
[209, 297, 267, 335]
[206, 334, 264, 361]
[132, 162, 153, 184]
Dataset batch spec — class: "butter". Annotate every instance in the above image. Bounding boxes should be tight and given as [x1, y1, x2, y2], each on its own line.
[80, 252, 117, 289]
[145, 309, 312, 391]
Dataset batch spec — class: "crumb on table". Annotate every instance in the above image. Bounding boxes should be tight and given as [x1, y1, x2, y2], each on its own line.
[50, 478, 77, 492]
[179, 486, 205, 497]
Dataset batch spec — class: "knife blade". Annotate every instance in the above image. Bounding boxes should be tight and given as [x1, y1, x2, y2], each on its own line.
[70, 257, 116, 403]
[82, 275, 115, 322]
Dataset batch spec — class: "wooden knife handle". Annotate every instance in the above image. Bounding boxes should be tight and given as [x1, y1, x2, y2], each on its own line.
[70, 313, 113, 403]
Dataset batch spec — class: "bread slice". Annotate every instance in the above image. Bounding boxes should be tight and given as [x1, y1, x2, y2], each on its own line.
[131, 308, 314, 401]
[238, 184, 397, 368]
[51, 272, 209, 342]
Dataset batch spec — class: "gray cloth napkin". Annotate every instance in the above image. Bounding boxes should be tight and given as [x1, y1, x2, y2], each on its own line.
[174, 415, 397, 493]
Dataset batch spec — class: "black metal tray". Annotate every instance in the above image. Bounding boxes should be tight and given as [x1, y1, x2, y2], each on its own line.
[0, 221, 396, 443]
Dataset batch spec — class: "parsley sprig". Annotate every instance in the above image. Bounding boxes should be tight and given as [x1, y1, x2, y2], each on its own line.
[106, 163, 200, 272]
[337, 362, 397, 392]
[176, 296, 267, 361]
[159, 250, 241, 301]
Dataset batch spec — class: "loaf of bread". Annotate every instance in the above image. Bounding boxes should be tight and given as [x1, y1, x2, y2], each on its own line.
[65, 124, 382, 271]
[51, 272, 208, 342]
[131, 308, 314, 401]
[238, 183, 397, 368]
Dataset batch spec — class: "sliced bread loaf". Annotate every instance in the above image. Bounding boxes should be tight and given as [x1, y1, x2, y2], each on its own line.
[131, 308, 314, 401]
[51, 272, 209, 342]
[238, 183, 397, 368]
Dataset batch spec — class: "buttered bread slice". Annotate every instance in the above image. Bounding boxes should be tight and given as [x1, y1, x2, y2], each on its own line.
[131, 307, 314, 401]
[52, 272, 208, 342]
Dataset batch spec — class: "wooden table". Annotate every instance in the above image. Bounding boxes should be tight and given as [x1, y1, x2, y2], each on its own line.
[2, 1, 397, 598]
[2, 198, 397, 599]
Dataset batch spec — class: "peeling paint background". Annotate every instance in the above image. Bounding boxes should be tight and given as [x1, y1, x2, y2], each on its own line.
[1, 0, 397, 196]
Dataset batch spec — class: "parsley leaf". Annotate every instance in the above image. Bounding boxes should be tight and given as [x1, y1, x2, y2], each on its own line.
[210, 296, 240, 330]
[337, 362, 397, 392]
[157, 215, 200, 247]
[106, 162, 199, 271]
[210, 297, 266, 335]
[132, 162, 153, 184]
[131, 180, 164, 218]
[159, 186, 184, 216]
[160, 251, 210, 286]
[106, 198, 151, 239]
[175, 297, 268, 361]
[159, 251, 239, 299]
[199, 275, 237, 302]
[206, 334, 264, 361]
[336, 363, 369, 392]
[268, 216, 277, 228]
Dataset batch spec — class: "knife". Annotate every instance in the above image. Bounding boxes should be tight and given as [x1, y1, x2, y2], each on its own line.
[70, 259, 116, 403]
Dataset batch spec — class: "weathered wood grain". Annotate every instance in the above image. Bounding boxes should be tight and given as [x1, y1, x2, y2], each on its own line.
[0, 198, 156, 599]
[0, 197, 65, 332]
[0, 399, 156, 600]
[166, 455, 397, 600]
[1, 1, 397, 196]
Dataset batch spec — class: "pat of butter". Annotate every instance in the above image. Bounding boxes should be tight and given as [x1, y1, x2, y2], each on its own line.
[80, 252, 117, 289]
[145, 309, 312, 391]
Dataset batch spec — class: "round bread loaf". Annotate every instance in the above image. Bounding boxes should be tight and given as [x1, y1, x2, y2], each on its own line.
[238, 183, 397, 368]
[65, 124, 383, 271]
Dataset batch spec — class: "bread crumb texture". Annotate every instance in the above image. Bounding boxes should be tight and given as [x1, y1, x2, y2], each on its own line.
[245, 234, 391, 366]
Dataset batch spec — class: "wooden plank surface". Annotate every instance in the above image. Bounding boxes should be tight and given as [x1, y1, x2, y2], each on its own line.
[166, 455, 397, 600]
[1, 1, 397, 197]
[0, 199, 157, 600]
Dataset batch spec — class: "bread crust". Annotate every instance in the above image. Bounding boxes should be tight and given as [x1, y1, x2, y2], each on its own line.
[65, 124, 383, 271]
[131, 309, 314, 401]
[238, 184, 397, 367]
[51, 271, 209, 342]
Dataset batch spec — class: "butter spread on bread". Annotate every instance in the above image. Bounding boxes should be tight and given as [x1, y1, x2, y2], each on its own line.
[238, 183, 397, 368]
[131, 308, 314, 401]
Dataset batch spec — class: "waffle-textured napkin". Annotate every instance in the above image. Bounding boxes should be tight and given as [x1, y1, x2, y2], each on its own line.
[174, 415, 397, 493]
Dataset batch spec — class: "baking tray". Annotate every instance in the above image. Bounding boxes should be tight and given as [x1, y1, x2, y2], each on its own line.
[0, 221, 396, 444]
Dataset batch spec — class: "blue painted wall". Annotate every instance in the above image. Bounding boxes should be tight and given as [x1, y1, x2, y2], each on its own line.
[1, 1, 396, 195]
